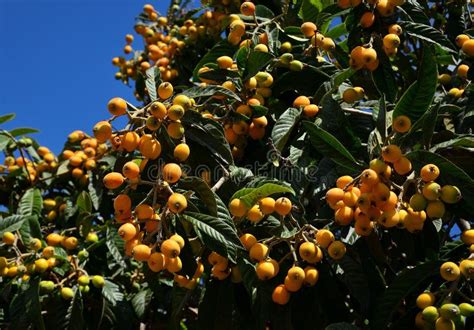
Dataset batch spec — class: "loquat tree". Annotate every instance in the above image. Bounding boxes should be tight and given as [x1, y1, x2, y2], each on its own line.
[1, 0, 474, 329]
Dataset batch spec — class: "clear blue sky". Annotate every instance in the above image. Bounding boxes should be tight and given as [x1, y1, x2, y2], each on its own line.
[0, 0, 169, 154]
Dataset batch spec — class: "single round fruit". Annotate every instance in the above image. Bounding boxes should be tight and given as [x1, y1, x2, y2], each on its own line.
[328, 241, 346, 260]
[256, 260, 277, 280]
[91, 275, 105, 288]
[107, 97, 127, 116]
[161, 239, 181, 258]
[420, 164, 440, 182]
[315, 229, 335, 248]
[240, 233, 257, 250]
[440, 185, 462, 204]
[61, 287, 74, 300]
[162, 163, 182, 183]
[132, 244, 152, 262]
[2, 232, 15, 245]
[416, 292, 435, 309]
[173, 144, 190, 162]
[249, 243, 268, 261]
[272, 284, 290, 305]
[274, 197, 292, 216]
[118, 223, 137, 241]
[440, 261, 460, 281]
[229, 198, 247, 217]
[167, 193, 187, 213]
[103, 172, 125, 190]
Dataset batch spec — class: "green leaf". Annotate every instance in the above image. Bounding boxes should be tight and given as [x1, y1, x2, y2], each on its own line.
[19, 188, 42, 216]
[430, 137, 474, 152]
[9, 277, 45, 330]
[236, 46, 250, 71]
[376, 95, 387, 140]
[422, 103, 440, 148]
[393, 45, 438, 122]
[19, 215, 41, 246]
[399, 21, 457, 53]
[230, 182, 295, 207]
[0, 113, 15, 125]
[372, 261, 442, 329]
[182, 110, 234, 166]
[106, 226, 127, 269]
[299, 0, 323, 23]
[63, 290, 84, 330]
[182, 212, 243, 262]
[303, 121, 364, 172]
[76, 191, 93, 213]
[9, 127, 39, 137]
[0, 134, 10, 151]
[102, 280, 124, 306]
[243, 50, 274, 81]
[271, 107, 302, 151]
[331, 68, 355, 87]
[193, 41, 236, 82]
[182, 85, 241, 101]
[131, 289, 152, 319]
[0, 215, 28, 235]
[255, 5, 274, 19]
[176, 176, 217, 216]
[145, 66, 160, 101]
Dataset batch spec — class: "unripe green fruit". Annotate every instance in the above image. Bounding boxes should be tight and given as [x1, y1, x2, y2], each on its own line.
[289, 60, 304, 71]
[440, 185, 462, 204]
[39, 280, 55, 293]
[279, 53, 294, 65]
[91, 275, 105, 288]
[78, 249, 89, 260]
[60, 287, 74, 300]
[422, 306, 439, 322]
[0, 257, 7, 268]
[280, 42, 292, 53]
[409, 193, 427, 211]
[86, 232, 99, 243]
[439, 303, 460, 320]
[422, 182, 441, 201]
[79, 285, 90, 294]
[459, 303, 474, 317]
[78, 275, 90, 286]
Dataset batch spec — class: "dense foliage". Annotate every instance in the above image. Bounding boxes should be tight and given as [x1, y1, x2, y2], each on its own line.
[1, 0, 474, 329]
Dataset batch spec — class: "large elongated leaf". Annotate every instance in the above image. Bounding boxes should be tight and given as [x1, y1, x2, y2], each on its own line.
[372, 261, 442, 329]
[131, 289, 152, 319]
[230, 182, 295, 207]
[76, 191, 93, 214]
[182, 85, 241, 101]
[145, 66, 160, 101]
[0, 215, 29, 235]
[19, 215, 41, 246]
[302, 121, 364, 172]
[271, 107, 302, 151]
[192, 41, 236, 81]
[19, 188, 42, 215]
[63, 291, 84, 330]
[399, 21, 457, 53]
[9, 128, 39, 137]
[182, 212, 243, 262]
[393, 45, 438, 122]
[102, 280, 124, 306]
[9, 278, 45, 330]
[176, 176, 217, 216]
[106, 226, 127, 269]
[0, 113, 15, 125]
[243, 50, 274, 81]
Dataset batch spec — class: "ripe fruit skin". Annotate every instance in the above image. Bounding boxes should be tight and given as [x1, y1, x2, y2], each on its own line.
[249, 243, 268, 261]
[2, 232, 15, 245]
[108, 97, 127, 116]
[420, 164, 440, 182]
[173, 144, 190, 162]
[392, 115, 411, 133]
[139, 135, 161, 159]
[381, 144, 402, 163]
[162, 163, 182, 183]
[416, 292, 435, 309]
[229, 199, 247, 217]
[148, 252, 165, 272]
[132, 244, 152, 262]
[118, 223, 137, 241]
[462, 39, 474, 57]
[247, 204, 264, 223]
[158, 82, 173, 99]
[240, 233, 257, 250]
[91, 275, 105, 288]
[161, 239, 181, 258]
[103, 172, 125, 190]
[122, 161, 140, 180]
[256, 261, 276, 280]
[440, 261, 460, 281]
[328, 241, 346, 260]
[274, 197, 292, 216]
[456, 34, 470, 48]
[422, 182, 441, 201]
[315, 229, 335, 248]
[394, 156, 412, 175]
[303, 266, 319, 286]
[170, 234, 185, 249]
[301, 22, 317, 37]
[167, 193, 187, 213]
[460, 259, 474, 279]
[435, 317, 455, 330]
[78, 275, 90, 286]
[360, 12, 375, 28]
[299, 242, 318, 262]
[461, 229, 474, 245]
[258, 197, 275, 215]
[272, 284, 290, 305]
[93, 121, 112, 143]
[440, 185, 462, 204]
[34, 258, 49, 273]
[240, 1, 256, 16]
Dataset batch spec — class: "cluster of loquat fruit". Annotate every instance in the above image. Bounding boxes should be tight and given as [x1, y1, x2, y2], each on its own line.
[1, 144, 57, 183]
[60, 129, 108, 186]
[326, 114, 463, 234]
[1, 230, 104, 300]
[338, 0, 406, 17]
[437, 33, 474, 99]
[113, 2, 228, 90]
